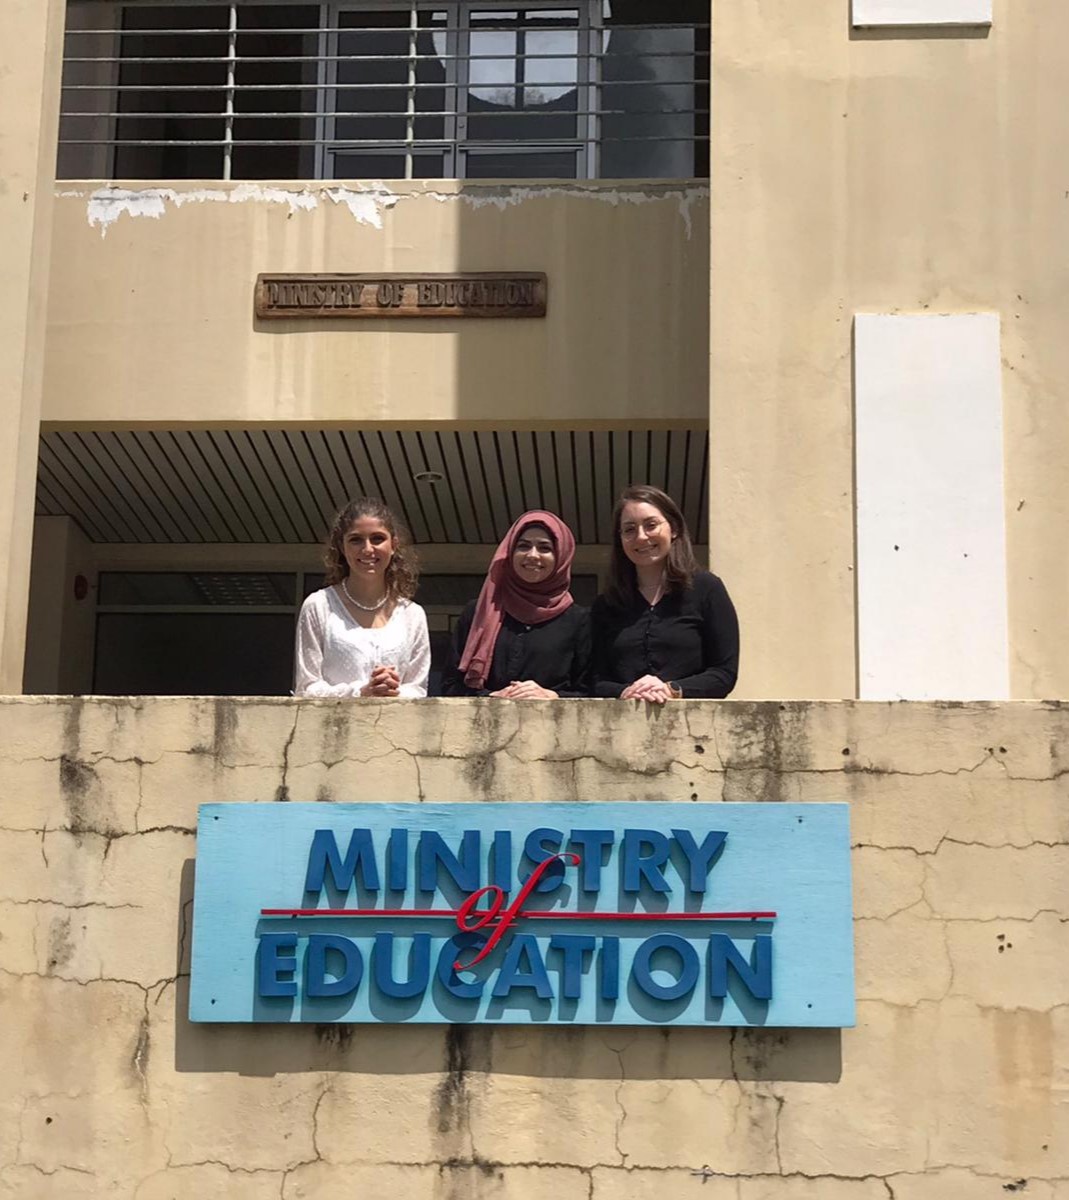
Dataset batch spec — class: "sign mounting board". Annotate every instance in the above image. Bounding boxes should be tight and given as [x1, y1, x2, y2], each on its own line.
[189, 802, 854, 1027]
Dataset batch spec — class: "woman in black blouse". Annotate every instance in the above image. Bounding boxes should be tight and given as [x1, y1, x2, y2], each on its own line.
[442, 510, 590, 698]
[591, 485, 738, 701]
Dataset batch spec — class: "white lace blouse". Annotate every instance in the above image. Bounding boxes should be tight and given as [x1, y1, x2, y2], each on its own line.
[293, 587, 430, 698]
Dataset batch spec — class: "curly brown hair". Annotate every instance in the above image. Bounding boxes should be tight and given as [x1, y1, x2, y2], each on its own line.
[324, 497, 419, 601]
[605, 485, 698, 607]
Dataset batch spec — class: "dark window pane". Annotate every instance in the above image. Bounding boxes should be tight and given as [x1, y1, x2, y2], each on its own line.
[600, 0, 708, 178]
[336, 10, 411, 143]
[414, 575, 484, 607]
[98, 572, 297, 606]
[412, 151, 447, 176]
[331, 151, 445, 178]
[189, 573, 297, 605]
[231, 5, 319, 179]
[466, 92, 578, 141]
[414, 12, 449, 141]
[335, 9, 449, 145]
[414, 573, 598, 607]
[464, 148, 578, 178]
[94, 613, 295, 696]
[427, 630, 452, 697]
[333, 151, 406, 178]
[99, 573, 208, 606]
[113, 5, 228, 178]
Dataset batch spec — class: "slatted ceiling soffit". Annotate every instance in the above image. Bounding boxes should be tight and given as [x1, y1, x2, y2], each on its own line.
[35, 428, 709, 546]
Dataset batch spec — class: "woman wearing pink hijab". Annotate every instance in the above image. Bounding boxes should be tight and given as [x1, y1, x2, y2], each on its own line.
[441, 511, 590, 698]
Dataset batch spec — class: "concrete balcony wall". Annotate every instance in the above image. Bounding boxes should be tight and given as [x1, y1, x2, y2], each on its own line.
[0, 696, 1065, 1197]
[43, 181, 709, 429]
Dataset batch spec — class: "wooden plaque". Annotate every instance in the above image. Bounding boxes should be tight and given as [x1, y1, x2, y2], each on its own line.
[255, 272, 547, 320]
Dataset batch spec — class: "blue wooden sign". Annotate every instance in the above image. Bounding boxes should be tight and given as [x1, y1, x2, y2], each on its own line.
[189, 802, 854, 1026]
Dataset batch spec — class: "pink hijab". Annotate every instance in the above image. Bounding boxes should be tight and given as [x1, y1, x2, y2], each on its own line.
[459, 510, 577, 690]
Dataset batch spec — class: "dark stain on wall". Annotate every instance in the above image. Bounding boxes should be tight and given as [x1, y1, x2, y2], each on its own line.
[723, 703, 812, 802]
[212, 698, 237, 763]
[314, 1023, 353, 1053]
[47, 913, 74, 973]
[59, 755, 98, 835]
[435, 1024, 472, 1135]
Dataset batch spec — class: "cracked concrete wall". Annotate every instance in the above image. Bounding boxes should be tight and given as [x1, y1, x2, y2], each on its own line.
[41, 181, 708, 428]
[1, 695, 1066, 1199]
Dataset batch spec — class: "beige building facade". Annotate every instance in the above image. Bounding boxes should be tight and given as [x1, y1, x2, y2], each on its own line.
[0, 0, 1063, 701]
[2, 3, 1068, 1198]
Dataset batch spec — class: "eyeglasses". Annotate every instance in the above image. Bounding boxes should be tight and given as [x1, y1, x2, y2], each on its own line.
[620, 518, 666, 540]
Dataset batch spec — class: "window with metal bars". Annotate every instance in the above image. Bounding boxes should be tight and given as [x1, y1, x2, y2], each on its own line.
[58, 1, 709, 181]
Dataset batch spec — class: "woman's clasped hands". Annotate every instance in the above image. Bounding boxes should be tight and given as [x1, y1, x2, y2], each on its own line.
[489, 680, 559, 700]
[620, 674, 677, 704]
[360, 665, 401, 698]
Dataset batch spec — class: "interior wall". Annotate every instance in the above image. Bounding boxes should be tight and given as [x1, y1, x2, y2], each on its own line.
[22, 516, 66, 693]
[24, 515, 96, 695]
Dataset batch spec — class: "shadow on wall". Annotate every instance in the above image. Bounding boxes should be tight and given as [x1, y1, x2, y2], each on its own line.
[173, 860, 841, 1083]
[449, 180, 710, 448]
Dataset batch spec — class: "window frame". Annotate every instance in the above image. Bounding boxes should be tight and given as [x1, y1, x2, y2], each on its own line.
[59, 0, 707, 182]
[321, 0, 599, 181]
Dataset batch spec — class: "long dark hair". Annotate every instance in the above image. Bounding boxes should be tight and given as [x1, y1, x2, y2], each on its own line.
[605, 485, 698, 607]
[324, 497, 418, 601]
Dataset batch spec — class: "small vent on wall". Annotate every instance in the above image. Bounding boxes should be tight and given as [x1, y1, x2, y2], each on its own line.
[852, 0, 992, 26]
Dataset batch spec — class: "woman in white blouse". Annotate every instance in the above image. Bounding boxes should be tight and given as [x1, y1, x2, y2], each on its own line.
[294, 497, 430, 698]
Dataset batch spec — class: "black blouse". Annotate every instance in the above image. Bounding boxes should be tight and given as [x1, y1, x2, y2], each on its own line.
[590, 570, 739, 698]
[441, 601, 591, 697]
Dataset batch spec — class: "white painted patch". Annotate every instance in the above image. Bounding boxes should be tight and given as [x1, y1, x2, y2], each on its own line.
[324, 185, 402, 228]
[226, 183, 319, 213]
[85, 188, 173, 232]
[80, 183, 383, 236]
[854, 313, 1008, 700]
[852, 0, 992, 26]
[65, 181, 707, 239]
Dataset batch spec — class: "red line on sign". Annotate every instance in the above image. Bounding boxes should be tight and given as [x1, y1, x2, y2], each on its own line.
[260, 908, 776, 920]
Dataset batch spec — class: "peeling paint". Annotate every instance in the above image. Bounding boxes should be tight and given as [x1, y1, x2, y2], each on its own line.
[323, 185, 402, 227]
[57, 181, 708, 239]
[76, 184, 319, 236]
[425, 183, 708, 238]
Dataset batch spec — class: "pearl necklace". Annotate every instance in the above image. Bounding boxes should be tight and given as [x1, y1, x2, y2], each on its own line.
[342, 578, 388, 612]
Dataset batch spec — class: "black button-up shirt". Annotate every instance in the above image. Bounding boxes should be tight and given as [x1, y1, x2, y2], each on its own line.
[441, 601, 591, 697]
[590, 571, 739, 698]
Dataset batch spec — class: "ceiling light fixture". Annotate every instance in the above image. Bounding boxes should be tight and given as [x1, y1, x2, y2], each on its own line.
[413, 470, 445, 484]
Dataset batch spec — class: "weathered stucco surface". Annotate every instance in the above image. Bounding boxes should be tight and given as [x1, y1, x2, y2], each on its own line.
[710, 0, 1069, 700]
[43, 181, 709, 428]
[1, 696, 1066, 1198]
[0, 0, 64, 694]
